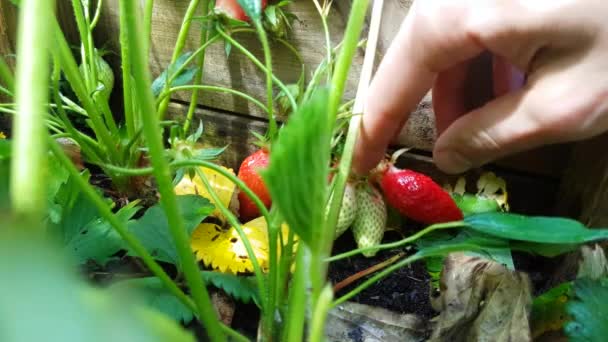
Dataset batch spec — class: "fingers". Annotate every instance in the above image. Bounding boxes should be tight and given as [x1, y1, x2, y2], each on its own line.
[353, 0, 542, 174]
[433, 88, 543, 174]
[352, 1, 486, 174]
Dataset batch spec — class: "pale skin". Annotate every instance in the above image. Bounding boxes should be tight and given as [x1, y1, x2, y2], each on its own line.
[352, 0, 608, 175]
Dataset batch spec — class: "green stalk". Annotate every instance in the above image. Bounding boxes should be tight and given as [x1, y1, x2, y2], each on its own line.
[10, 0, 55, 221]
[166, 34, 220, 86]
[283, 245, 307, 342]
[219, 325, 250, 342]
[89, 0, 103, 30]
[216, 27, 297, 112]
[157, 85, 268, 114]
[320, 0, 370, 278]
[312, 0, 332, 81]
[0, 56, 14, 92]
[326, 221, 467, 262]
[253, 20, 276, 139]
[51, 19, 119, 163]
[48, 138, 197, 314]
[52, 60, 104, 164]
[143, 0, 155, 55]
[0, 85, 13, 97]
[157, 0, 201, 121]
[119, 0, 135, 137]
[82, 1, 120, 136]
[309, 284, 333, 342]
[264, 215, 280, 341]
[183, 0, 210, 136]
[82, 0, 99, 95]
[302, 0, 371, 334]
[71, 0, 93, 90]
[120, 1, 224, 340]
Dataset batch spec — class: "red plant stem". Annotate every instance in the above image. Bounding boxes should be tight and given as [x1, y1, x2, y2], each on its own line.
[333, 252, 405, 293]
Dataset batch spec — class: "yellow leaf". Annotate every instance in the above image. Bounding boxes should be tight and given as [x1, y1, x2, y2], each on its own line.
[477, 172, 509, 211]
[174, 166, 236, 219]
[190, 217, 291, 274]
[0, 132, 5, 139]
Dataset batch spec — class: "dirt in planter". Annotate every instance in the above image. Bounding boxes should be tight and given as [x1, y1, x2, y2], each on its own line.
[328, 230, 436, 320]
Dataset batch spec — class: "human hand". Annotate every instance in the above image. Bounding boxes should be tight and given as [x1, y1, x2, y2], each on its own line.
[352, 0, 608, 175]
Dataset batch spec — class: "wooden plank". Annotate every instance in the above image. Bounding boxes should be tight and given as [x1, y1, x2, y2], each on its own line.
[167, 101, 267, 169]
[556, 133, 608, 226]
[0, 0, 16, 131]
[95, 0, 364, 118]
[0, 0, 16, 66]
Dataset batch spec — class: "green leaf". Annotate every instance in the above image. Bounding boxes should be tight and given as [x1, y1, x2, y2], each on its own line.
[530, 282, 573, 338]
[66, 201, 141, 265]
[237, 0, 262, 21]
[0, 143, 10, 209]
[127, 195, 214, 267]
[262, 89, 331, 246]
[0, 139, 10, 160]
[46, 153, 71, 224]
[464, 212, 608, 244]
[416, 231, 514, 287]
[110, 277, 194, 324]
[194, 145, 228, 161]
[224, 40, 233, 57]
[564, 277, 608, 341]
[452, 193, 501, 216]
[151, 52, 197, 97]
[511, 241, 578, 258]
[0, 231, 194, 342]
[202, 271, 260, 306]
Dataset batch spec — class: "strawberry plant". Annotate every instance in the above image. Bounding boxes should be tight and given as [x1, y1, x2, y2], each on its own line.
[3, 0, 608, 341]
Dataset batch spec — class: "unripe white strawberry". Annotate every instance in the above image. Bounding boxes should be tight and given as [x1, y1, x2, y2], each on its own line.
[328, 181, 358, 239]
[352, 182, 387, 257]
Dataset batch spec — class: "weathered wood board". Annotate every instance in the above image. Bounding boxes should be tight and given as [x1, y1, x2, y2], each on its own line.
[95, 0, 364, 117]
[0, 0, 16, 128]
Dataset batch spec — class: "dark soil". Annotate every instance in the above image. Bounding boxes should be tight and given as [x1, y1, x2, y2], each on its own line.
[328, 230, 437, 319]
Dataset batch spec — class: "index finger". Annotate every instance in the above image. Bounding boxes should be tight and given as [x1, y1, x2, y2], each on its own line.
[352, 0, 514, 174]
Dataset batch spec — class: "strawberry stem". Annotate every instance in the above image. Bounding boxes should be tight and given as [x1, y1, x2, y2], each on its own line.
[333, 252, 405, 293]
[11, 0, 54, 222]
[390, 147, 412, 164]
[253, 19, 278, 140]
[326, 220, 468, 262]
[157, 0, 202, 121]
[183, 0, 211, 136]
[216, 27, 298, 114]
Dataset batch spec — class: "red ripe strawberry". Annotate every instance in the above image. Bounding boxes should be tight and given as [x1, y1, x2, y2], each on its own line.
[237, 149, 271, 221]
[215, 0, 268, 22]
[375, 162, 463, 224]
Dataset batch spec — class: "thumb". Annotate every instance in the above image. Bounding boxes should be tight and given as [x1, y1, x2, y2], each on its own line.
[432, 87, 548, 174]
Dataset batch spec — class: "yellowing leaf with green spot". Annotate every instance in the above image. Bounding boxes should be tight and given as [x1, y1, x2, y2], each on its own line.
[174, 166, 236, 220]
[190, 217, 290, 274]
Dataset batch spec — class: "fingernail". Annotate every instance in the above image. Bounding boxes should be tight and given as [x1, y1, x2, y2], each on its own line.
[434, 149, 473, 174]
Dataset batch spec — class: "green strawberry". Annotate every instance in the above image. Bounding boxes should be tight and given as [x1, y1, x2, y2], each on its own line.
[352, 182, 387, 257]
[328, 181, 358, 239]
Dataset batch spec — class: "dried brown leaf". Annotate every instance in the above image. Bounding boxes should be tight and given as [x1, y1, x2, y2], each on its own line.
[429, 253, 532, 342]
